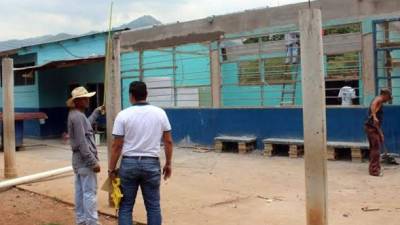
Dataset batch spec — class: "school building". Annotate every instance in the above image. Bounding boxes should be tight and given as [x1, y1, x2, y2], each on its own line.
[1, 0, 400, 153]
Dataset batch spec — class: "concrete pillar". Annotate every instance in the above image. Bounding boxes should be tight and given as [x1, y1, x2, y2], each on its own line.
[105, 35, 122, 206]
[210, 43, 221, 108]
[172, 47, 177, 106]
[106, 35, 122, 165]
[299, 9, 328, 225]
[2, 58, 17, 178]
[139, 51, 144, 81]
[362, 33, 376, 105]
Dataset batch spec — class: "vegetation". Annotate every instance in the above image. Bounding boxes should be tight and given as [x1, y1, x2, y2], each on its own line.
[326, 52, 360, 79]
[243, 34, 285, 44]
[264, 57, 294, 84]
[238, 57, 295, 85]
[239, 61, 261, 85]
[323, 23, 361, 35]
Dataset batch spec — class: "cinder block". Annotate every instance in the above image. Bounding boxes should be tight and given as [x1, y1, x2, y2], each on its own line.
[327, 147, 336, 160]
[238, 142, 247, 154]
[351, 148, 363, 163]
[289, 145, 300, 158]
[264, 144, 273, 157]
[215, 141, 223, 153]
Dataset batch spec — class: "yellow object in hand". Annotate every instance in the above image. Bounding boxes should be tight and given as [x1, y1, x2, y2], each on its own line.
[111, 178, 123, 209]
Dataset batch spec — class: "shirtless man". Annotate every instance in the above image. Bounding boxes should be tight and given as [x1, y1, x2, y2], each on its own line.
[364, 88, 392, 176]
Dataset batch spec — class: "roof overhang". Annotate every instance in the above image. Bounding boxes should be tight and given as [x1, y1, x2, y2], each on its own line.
[13, 56, 105, 73]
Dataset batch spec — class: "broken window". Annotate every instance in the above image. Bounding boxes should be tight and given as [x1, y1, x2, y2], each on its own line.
[1, 63, 35, 86]
[264, 57, 295, 84]
[323, 23, 361, 35]
[242, 34, 285, 44]
[326, 52, 360, 80]
[238, 60, 261, 85]
[325, 52, 361, 106]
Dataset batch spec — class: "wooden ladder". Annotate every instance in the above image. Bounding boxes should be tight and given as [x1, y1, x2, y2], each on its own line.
[280, 63, 300, 106]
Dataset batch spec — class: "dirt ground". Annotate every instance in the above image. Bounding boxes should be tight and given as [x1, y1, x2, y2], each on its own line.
[0, 188, 116, 225]
[1, 139, 400, 225]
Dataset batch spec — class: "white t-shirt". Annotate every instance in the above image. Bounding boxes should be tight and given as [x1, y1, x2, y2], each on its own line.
[338, 86, 356, 106]
[112, 104, 171, 157]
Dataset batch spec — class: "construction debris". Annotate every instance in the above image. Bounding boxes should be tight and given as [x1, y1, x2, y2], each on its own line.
[362, 207, 380, 212]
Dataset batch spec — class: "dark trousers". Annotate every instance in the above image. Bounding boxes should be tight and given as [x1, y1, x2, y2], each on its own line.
[365, 126, 382, 176]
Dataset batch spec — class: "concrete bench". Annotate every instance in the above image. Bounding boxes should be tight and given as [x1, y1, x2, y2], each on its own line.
[327, 141, 369, 162]
[263, 138, 304, 158]
[214, 136, 257, 154]
[263, 138, 369, 162]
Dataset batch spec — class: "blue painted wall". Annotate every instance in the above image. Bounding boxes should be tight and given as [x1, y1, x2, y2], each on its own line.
[10, 33, 108, 137]
[19, 35, 106, 65]
[164, 106, 400, 154]
[121, 43, 211, 108]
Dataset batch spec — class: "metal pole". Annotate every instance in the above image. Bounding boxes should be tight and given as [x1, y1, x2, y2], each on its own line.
[299, 8, 328, 225]
[2, 58, 17, 178]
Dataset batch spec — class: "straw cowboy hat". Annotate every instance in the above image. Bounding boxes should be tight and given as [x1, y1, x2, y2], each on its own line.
[66, 86, 96, 107]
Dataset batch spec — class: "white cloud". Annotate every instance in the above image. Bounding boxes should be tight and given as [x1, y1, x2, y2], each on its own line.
[0, 0, 307, 41]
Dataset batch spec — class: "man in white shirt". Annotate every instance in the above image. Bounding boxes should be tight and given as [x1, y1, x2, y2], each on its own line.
[108, 81, 173, 225]
[338, 85, 357, 106]
[285, 32, 299, 64]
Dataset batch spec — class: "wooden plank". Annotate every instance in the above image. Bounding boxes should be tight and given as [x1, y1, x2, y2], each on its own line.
[2, 58, 18, 178]
[0, 112, 47, 121]
[323, 33, 362, 55]
[299, 8, 327, 225]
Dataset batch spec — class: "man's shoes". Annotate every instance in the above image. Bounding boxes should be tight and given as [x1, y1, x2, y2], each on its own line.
[369, 171, 383, 177]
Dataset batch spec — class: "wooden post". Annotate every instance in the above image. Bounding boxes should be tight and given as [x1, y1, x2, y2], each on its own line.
[2, 58, 17, 178]
[299, 9, 328, 225]
[210, 43, 221, 108]
[106, 35, 122, 205]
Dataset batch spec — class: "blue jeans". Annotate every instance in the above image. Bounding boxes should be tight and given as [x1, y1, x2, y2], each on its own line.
[75, 167, 98, 225]
[118, 157, 162, 225]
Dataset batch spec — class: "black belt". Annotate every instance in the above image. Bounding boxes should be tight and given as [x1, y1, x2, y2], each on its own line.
[122, 156, 159, 160]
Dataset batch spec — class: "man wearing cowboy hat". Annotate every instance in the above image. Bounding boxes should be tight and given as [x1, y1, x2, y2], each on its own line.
[365, 88, 393, 176]
[67, 86, 104, 225]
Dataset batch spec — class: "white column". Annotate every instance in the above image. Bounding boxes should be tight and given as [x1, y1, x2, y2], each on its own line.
[106, 35, 122, 165]
[299, 8, 328, 225]
[210, 43, 221, 108]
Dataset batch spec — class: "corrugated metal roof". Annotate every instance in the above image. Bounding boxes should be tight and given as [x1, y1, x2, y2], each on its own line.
[13, 55, 105, 72]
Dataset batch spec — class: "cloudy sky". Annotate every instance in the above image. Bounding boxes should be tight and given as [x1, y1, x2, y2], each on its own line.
[0, 0, 306, 41]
